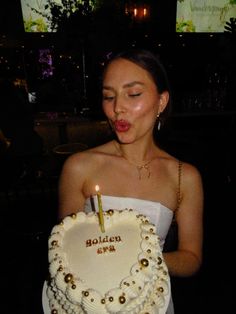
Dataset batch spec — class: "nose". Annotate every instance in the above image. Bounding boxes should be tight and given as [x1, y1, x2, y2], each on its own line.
[114, 95, 126, 116]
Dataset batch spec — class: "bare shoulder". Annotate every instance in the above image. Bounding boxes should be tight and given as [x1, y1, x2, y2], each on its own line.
[61, 141, 114, 174]
[159, 150, 203, 193]
[181, 161, 203, 185]
[179, 161, 204, 203]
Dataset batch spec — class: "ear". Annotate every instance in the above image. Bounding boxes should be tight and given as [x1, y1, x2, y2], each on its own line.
[158, 91, 169, 114]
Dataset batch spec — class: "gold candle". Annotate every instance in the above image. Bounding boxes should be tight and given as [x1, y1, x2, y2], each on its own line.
[95, 185, 105, 233]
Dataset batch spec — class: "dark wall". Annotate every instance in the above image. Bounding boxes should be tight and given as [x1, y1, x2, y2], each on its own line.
[0, 0, 25, 36]
[150, 0, 177, 33]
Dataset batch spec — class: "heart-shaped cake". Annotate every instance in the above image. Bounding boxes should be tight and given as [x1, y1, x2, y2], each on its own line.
[45, 209, 170, 313]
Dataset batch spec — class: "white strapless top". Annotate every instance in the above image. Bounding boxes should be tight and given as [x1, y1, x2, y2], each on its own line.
[84, 195, 174, 250]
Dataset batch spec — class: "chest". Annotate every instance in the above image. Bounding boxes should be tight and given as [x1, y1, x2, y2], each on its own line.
[84, 161, 179, 211]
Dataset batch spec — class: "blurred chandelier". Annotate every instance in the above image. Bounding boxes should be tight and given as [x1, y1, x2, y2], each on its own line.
[125, 1, 150, 21]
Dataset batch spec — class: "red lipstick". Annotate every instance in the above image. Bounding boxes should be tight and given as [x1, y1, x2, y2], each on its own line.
[114, 120, 131, 132]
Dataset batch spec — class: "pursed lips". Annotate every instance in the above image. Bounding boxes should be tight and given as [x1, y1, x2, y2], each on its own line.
[114, 120, 131, 132]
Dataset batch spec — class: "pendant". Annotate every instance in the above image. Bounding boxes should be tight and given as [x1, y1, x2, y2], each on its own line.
[136, 164, 151, 180]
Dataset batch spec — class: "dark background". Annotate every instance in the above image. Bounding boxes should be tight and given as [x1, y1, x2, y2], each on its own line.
[1, 1, 235, 114]
[0, 1, 236, 314]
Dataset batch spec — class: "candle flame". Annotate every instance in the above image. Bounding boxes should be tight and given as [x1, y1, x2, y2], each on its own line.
[95, 185, 99, 192]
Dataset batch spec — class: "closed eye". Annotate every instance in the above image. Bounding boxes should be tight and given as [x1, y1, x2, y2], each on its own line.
[103, 95, 115, 101]
[129, 92, 142, 97]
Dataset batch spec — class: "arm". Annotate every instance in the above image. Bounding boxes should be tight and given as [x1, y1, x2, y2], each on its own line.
[163, 163, 204, 277]
[57, 153, 87, 221]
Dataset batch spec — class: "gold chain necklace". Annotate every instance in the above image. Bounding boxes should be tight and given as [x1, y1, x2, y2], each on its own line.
[114, 142, 153, 180]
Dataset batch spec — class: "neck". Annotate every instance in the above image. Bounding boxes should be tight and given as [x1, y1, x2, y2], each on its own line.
[114, 140, 156, 164]
[113, 140, 158, 180]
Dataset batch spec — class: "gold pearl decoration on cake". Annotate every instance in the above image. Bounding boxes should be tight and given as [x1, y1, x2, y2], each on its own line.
[139, 258, 149, 267]
[107, 209, 114, 215]
[58, 265, 63, 271]
[157, 257, 162, 265]
[84, 291, 89, 297]
[51, 309, 58, 314]
[123, 281, 130, 286]
[70, 213, 77, 219]
[147, 249, 151, 254]
[109, 296, 114, 302]
[158, 287, 164, 293]
[72, 284, 76, 289]
[101, 298, 106, 304]
[119, 296, 126, 304]
[51, 240, 58, 247]
[64, 273, 73, 283]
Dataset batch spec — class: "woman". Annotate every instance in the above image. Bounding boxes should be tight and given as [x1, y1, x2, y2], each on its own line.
[58, 48, 204, 313]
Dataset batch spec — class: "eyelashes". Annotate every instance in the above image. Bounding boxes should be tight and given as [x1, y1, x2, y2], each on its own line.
[103, 96, 114, 101]
[103, 93, 142, 101]
[129, 93, 142, 97]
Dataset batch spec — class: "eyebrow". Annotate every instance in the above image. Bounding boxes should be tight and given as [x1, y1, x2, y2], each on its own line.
[103, 81, 145, 91]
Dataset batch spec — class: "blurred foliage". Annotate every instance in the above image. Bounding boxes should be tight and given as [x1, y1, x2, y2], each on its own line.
[24, 16, 48, 32]
[28, 0, 96, 33]
[224, 17, 236, 33]
[27, 0, 131, 37]
[176, 19, 196, 32]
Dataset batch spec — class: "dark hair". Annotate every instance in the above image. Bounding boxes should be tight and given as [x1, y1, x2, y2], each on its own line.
[102, 48, 172, 125]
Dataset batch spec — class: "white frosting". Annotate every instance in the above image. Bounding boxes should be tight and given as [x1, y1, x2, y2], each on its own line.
[46, 209, 170, 314]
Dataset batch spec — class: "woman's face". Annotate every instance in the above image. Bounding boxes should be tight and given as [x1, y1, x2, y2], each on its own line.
[102, 58, 168, 144]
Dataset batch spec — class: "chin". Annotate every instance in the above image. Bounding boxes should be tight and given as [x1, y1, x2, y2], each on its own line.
[116, 133, 136, 144]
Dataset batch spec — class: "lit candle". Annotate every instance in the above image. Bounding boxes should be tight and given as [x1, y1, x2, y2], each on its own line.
[95, 185, 105, 233]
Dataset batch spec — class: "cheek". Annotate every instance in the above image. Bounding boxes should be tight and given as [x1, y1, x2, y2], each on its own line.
[132, 100, 156, 119]
[132, 103, 143, 113]
[102, 103, 113, 118]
